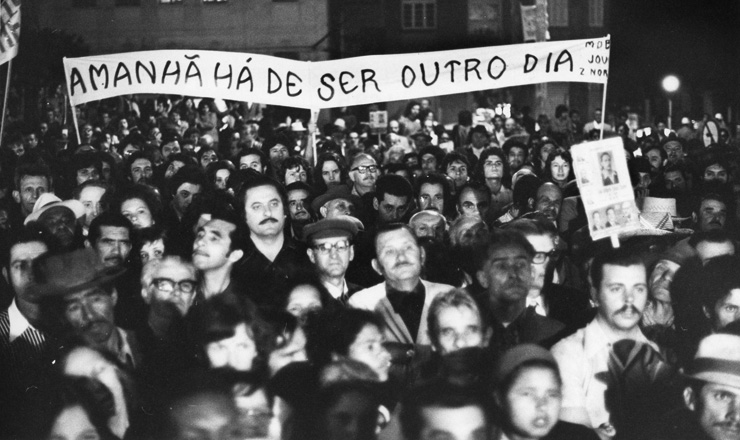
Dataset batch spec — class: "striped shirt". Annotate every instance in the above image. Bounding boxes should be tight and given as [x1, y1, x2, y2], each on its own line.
[0, 301, 47, 385]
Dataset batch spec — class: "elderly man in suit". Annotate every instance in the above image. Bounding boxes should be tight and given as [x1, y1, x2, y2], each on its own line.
[348, 224, 454, 346]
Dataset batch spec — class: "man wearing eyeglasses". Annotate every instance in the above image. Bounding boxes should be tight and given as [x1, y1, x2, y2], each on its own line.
[349, 153, 379, 197]
[140, 256, 198, 337]
[472, 229, 565, 357]
[138, 255, 201, 386]
[304, 217, 364, 305]
[506, 218, 594, 331]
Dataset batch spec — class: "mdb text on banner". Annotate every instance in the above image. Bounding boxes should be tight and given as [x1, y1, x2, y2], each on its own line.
[64, 36, 609, 109]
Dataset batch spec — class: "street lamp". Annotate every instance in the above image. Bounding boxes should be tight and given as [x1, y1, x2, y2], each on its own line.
[662, 75, 680, 129]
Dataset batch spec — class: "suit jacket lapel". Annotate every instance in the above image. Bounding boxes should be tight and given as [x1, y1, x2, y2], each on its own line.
[375, 297, 414, 344]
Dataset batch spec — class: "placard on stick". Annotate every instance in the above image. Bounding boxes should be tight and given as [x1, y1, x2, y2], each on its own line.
[571, 137, 640, 242]
[369, 110, 388, 135]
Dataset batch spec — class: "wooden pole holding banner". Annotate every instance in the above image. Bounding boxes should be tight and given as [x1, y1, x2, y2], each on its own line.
[70, 101, 81, 145]
[599, 80, 608, 140]
[310, 108, 319, 167]
[0, 59, 12, 146]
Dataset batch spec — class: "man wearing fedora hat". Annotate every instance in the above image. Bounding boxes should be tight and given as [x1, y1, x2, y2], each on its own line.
[657, 333, 740, 440]
[34, 248, 141, 369]
[311, 185, 361, 220]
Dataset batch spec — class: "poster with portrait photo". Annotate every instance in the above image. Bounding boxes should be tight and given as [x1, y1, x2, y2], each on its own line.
[571, 137, 640, 241]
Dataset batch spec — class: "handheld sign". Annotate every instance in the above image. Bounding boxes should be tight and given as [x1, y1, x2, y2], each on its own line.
[369, 110, 388, 135]
[571, 137, 640, 242]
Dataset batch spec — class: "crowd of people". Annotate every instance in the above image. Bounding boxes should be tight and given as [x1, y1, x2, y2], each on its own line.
[0, 94, 739, 440]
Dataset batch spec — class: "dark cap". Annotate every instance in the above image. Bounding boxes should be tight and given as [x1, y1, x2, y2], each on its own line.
[303, 216, 361, 241]
[494, 344, 558, 383]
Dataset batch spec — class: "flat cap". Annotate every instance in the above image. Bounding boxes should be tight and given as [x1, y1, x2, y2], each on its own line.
[303, 215, 361, 241]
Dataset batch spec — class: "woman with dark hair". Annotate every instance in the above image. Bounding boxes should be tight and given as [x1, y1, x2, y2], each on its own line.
[116, 185, 163, 230]
[279, 156, 312, 186]
[206, 160, 237, 192]
[531, 137, 559, 177]
[34, 376, 119, 440]
[475, 148, 512, 216]
[544, 150, 574, 189]
[57, 343, 144, 439]
[492, 344, 598, 440]
[280, 271, 337, 324]
[135, 226, 167, 264]
[398, 100, 422, 136]
[313, 152, 348, 194]
[195, 100, 218, 140]
[441, 152, 471, 192]
[258, 309, 309, 377]
[197, 146, 219, 170]
[200, 294, 263, 374]
[306, 308, 392, 383]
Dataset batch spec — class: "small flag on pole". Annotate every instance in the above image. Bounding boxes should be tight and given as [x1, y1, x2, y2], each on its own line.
[0, 0, 20, 66]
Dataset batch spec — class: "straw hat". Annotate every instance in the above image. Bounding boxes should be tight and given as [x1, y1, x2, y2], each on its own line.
[24, 193, 85, 225]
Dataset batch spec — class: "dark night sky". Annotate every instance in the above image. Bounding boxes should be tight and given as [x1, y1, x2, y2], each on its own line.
[608, 0, 740, 117]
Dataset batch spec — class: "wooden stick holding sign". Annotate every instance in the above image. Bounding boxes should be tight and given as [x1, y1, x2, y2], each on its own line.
[310, 108, 320, 167]
[599, 77, 608, 140]
[70, 102, 81, 145]
[610, 234, 620, 249]
[0, 59, 12, 147]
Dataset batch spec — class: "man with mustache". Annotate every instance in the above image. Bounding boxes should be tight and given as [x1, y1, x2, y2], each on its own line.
[473, 229, 564, 357]
[552, 248, 659, 439]
[285, 181, 313, 240]
[696, 193, 729, 232]
[35, 248, 141, 368]
[239, 176, 309, 306]
[348, 223, 454, 346]
[87, 213, 133, 270]
[415, 172, 449, 215]
[86, 212, 141, 329]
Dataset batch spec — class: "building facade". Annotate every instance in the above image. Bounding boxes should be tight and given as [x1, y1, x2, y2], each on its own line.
[34, 0, 330, 60]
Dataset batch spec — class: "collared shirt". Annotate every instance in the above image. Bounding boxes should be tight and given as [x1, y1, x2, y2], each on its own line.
[526, 295, 549, 317]
[1, 303, 47, 384]
[238, 235, 310, 305]
[115, 327, 137, 369]
[8, 299, 37, 343]
[486, 305, 565, 357]
[551, 318, 659, 439]
[386, 282, 426, 342]
[323, 279, 348, 302]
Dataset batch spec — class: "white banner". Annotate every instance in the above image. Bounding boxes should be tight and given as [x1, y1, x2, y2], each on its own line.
[0, 0, 21, 66]
[64, 36, 610, 109]
[571, 137, 640, 241]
